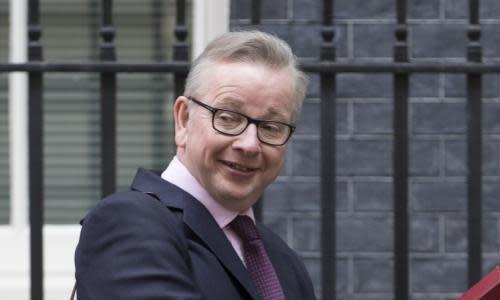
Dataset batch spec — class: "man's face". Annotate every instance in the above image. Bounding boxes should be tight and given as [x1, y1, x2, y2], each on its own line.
[175, 62, 296, 212]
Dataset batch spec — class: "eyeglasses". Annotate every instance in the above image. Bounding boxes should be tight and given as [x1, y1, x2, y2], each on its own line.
[188, 97, 295, 146]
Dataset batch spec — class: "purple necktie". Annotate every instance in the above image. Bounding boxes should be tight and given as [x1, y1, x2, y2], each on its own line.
[230, 215, 286, 300]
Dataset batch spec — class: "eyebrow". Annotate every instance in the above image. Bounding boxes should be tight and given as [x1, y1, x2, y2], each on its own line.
[213, 97, 244, 110]
[264, 107, 288, 121]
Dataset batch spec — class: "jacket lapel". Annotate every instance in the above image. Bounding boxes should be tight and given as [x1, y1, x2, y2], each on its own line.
[183, 199, 263, 300]
[131, 168, 262, 300]
[259, 226, 294, 299]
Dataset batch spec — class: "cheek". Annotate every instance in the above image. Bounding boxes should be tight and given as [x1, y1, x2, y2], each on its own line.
[193, 131, 227, 159]
[187, 119, 210, 144]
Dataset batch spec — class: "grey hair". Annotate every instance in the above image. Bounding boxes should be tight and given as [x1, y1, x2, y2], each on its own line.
[184, 30, 307, 121]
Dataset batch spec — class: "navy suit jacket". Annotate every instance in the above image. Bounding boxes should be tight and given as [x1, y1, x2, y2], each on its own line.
[75, 169, 317, 299]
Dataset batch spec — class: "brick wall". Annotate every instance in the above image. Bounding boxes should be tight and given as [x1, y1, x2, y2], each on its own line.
[230, 0, 500, 299]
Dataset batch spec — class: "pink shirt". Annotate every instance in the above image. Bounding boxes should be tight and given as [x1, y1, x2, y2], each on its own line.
[161, 156, 254, 263]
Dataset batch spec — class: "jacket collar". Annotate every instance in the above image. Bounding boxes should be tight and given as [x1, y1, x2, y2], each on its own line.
[130, 168, 263, 300]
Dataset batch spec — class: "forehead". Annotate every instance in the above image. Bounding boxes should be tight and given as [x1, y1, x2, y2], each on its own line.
[201, 62, 295, 119]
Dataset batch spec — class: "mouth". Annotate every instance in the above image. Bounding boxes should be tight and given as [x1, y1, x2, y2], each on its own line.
[222, 160, 258, 173]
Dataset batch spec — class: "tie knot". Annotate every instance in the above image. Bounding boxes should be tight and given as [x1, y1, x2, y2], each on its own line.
[230, 215, 259, 242]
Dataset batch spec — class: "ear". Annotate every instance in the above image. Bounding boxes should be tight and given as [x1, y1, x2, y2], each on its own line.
[174, 96, 190, 148]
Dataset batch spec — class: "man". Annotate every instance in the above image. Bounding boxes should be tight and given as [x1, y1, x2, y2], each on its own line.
[75, 30, 316, 300]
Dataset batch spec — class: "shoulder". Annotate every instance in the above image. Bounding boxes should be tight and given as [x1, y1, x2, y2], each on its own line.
[91, 190, 159, 212]
[75, 191, 201, 299]
[76, 190, 186, 265]
[83, 191, 169, 224]
[78, 190, 180, 247]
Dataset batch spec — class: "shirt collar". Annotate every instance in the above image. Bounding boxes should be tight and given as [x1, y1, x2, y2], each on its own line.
[161, 156, 254, 229]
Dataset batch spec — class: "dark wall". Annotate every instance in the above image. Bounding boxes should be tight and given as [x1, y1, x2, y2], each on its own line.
[230, 1, 500, 299]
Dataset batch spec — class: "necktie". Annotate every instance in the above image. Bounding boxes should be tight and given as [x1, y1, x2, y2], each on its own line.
[230, 215, 286, 300]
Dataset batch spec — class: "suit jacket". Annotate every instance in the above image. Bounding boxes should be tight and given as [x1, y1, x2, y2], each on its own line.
[75, 168, 317, 300]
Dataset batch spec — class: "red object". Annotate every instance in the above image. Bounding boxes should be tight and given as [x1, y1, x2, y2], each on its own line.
[459, 267, 500, 300]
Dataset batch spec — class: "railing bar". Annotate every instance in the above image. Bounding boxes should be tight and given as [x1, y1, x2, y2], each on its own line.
[251, 0, 261, 25]
[247, 0, 265, 219]
[176, 0, 185, 31]
[27, 0, 43, 299]
[101, 0, 112, 30]
[89, 0, 99, 61]
[4, 61, 500, 73]
[321, 0, 336, 298]
[393, 75, 409, 300]
[396, 0, 406, 24]
[152, 0, 166, 167]
[466, 73, 482, 285]
[320, 73, 336, 300]
[299, 62, 500, 73]
[322, 0, 332, 24]
[173, 0, 188, 98]
[100, 75, 116, 196]
[173, 0, 188, 63]
[100, 0, 117, 198]
[466, 0, 482, 286]
[469, 0, 479, 25]
[0, 62, 190, 72]
[28, 75, 43, 300]
[393, 0, 409, 299]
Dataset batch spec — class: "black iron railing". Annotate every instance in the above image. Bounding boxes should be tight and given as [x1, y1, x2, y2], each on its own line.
[0, 0, 490, 299]
[22, 1, 191, 299]
[319, 0, 336, 298]
[27, 1, 44, 299]
[466, 0, 483, 287]
[99, 0, 117, 198]
[393, 1, 410, 299]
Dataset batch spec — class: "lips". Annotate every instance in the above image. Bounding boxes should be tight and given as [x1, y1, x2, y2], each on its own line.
[222, 160, 258, 173]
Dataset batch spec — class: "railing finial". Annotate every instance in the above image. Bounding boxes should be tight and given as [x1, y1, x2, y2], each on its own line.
[174, 0, 189, 62]
[100, 0, 116, 61]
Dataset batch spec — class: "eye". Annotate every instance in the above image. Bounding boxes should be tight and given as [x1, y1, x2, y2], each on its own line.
[260, 122, 285, 137]
[214, 110, 246, 132]
[217, 111, 242, 123]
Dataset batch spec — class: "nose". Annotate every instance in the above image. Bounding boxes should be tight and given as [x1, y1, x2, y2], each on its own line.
[232, 124, 261, 155]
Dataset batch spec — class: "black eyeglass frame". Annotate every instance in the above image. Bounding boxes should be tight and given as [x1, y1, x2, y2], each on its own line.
[187, 97, 296, 146]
